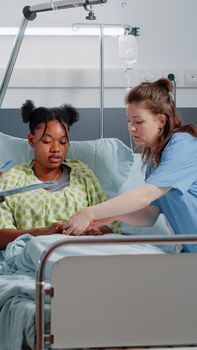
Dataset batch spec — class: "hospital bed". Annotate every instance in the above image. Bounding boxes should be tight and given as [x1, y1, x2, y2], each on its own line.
[1, 132, 197, 350]
[1, 0, 197, 348]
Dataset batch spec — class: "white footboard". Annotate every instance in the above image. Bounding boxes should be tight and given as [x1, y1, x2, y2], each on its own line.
[35, 235, 197, 350]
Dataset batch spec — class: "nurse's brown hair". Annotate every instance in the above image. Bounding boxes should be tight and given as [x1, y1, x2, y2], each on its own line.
[126, 78, 197, 165]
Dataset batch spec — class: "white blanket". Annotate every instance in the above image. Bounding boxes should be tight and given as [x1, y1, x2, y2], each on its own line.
[0, 234, 165, 350]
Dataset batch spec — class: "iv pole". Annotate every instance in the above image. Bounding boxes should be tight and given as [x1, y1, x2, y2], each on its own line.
[0, 0, 107, 108]
[0, 0, 140, 140]
[73, 23, 139, 138]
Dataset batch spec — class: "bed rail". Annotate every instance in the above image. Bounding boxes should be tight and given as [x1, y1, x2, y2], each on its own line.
[35, 234, 197, 350]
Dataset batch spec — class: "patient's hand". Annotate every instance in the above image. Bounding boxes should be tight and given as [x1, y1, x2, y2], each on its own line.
[0, 197, 5, 203]
[45, 222, 66, 234]
[83, 228, 105, 236]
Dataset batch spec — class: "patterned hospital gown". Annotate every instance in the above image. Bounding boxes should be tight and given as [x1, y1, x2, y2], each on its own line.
[0, 160, 107, 230]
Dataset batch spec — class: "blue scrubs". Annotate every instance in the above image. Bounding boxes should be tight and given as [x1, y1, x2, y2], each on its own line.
[145, 132, 197, 253]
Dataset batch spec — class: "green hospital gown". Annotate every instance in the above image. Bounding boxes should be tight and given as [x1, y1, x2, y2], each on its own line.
[0, 160, 107, 231]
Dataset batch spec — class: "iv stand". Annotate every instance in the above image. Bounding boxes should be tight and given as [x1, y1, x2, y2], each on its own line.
[0, 2, 139, 139]
[0, 0, 107, 108]
[73, 23, 139, 138]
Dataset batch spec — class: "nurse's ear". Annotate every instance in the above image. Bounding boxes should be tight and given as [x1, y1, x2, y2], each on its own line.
[158, 114, 167, 128]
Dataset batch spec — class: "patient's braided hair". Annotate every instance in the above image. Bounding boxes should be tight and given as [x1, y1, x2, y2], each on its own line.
[125, 78, 197, 165]
[21, 100, 79, 141]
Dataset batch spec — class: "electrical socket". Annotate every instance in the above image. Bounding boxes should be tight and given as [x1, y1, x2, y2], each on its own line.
[162, 69, 185, 87]
[185, 70, 197, 87]
[126, 69, 197, 87]
[139, 70, 162, 83]
[139, 71, 155, 82]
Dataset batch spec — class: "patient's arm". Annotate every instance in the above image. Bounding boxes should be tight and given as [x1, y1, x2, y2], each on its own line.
[0, 222, 65, 250]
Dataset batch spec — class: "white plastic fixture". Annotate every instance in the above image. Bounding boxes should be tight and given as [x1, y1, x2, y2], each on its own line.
[0, 27, 125, 36]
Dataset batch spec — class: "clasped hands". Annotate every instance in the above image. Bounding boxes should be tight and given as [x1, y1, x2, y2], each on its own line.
[50, 207, 113, 236]
[50, 220, 102, 236]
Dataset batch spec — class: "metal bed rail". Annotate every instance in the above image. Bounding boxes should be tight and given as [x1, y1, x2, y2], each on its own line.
[36, 234, 197, 350]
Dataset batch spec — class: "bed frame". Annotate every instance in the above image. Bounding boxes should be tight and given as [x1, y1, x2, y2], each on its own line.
[0, 3, 196, 350]
[36, 235, 197, 350]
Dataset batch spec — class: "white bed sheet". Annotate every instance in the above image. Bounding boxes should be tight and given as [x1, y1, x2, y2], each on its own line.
[0, 234, 165, 350]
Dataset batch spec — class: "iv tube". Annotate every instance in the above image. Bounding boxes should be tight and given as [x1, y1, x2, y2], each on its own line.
[119, 33, 137, 150]
[118, 34, 137, 90]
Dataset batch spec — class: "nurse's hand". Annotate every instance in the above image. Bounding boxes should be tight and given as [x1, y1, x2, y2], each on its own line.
[63, 207, 94, 235]
[87, 217, 114, 230]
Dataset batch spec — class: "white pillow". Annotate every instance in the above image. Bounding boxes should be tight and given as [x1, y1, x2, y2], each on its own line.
[0, 132, 33, 166]
[0, 132, 177, 252]
[68, 138, 134, 199]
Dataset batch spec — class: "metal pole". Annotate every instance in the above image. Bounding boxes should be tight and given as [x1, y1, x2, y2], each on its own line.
[29, 0, 107, 14]
[0, 1, 108, 108]
[72, 23, 139, 139]
[35, 280, 45, 350]
[99, 25, 104, 138]
[0, 17, 28, 107]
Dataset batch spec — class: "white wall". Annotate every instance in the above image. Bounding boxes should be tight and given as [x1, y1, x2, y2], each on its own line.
[0, 0, 197, 108]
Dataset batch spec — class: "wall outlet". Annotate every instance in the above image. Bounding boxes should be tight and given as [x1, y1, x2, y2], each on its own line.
[185, 70, 197, 87]
[162, 69, 185, 87]
[139, 70, 162, 83]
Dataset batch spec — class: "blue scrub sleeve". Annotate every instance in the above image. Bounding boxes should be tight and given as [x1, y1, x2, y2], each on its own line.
[146, 133, 197, 194]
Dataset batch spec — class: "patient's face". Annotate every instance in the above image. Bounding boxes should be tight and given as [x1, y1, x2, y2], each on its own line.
[127, 102, 165, 147]
[28, 120, 69, 171]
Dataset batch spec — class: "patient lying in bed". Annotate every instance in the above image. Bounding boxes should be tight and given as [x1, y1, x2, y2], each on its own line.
[0, 100, 118, 250]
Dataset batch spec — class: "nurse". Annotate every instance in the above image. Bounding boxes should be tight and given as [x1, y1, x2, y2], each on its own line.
[64, 78, 197, 252]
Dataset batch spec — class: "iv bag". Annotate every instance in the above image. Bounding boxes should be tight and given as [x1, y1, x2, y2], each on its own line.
[118, 34, 137, 67]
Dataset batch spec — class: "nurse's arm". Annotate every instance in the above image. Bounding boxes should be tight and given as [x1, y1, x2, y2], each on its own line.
[116, 205, 161, 226]
[91, 205, 161, 228]
[65, 184, 171, 235]
[90, 184, 171, 221]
